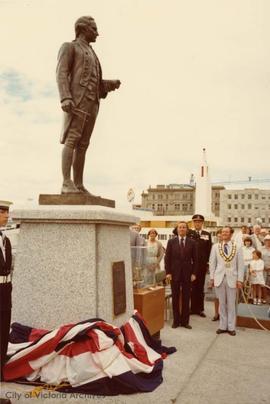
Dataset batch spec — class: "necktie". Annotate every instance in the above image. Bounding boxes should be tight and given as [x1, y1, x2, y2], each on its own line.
[180, 237, 185, 249]
[224, 243, 228, 255]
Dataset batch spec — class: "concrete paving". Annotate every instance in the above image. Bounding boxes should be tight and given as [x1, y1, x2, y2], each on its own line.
[1, 301, 270, 404]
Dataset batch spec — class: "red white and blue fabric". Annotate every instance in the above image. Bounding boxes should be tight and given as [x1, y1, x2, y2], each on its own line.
[4, 311, 176, 396]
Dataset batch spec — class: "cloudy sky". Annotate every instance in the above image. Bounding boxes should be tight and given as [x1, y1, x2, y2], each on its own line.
[1, 0, 270, 210]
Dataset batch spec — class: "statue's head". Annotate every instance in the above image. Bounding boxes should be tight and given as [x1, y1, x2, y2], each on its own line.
[75, 16, 98, 43]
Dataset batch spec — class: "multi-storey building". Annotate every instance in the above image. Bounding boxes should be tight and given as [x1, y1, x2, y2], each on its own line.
[220, 188, 270, 227]
[140, 184, 224, 217]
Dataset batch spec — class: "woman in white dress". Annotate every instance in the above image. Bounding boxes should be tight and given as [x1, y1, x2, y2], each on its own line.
[145, 229, 164, 285]
[250, 250, 265, 305]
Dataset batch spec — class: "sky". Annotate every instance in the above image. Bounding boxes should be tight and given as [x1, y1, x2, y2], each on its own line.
[1, 0, 270, 210]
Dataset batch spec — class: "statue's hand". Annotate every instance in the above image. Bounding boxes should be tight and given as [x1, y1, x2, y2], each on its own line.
[61, 99, 75, 113]
[103, 80, 121, 92]
[112, 80, 121, 90]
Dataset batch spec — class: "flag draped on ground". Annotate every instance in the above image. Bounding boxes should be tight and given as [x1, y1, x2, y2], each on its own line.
[4, 312, 176, 396]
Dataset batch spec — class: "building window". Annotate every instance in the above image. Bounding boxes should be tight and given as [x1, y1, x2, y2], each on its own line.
[241, 204, 245, 209]
[234, 217, 238, 223]
[228, 204, 231, 209]
[234, 195, 238, 199]
[241, 194, 245, 199]
[248, 194, 252, 199]
[234, 204, 238, 209]
[241, 217, 244, 223]
[262, 218, 265, 223]
[157, 204, 163, 210]
[175, 204, 180, 210]
[183, 203, 188, 211]
[228, 217, 231, 222]
[248, 204, 252, 209]
[152, 204, 155, 209]
[255, 194, 259, 200]
[262, 196, 266, 200]
[158, 194, 163, 200]
[153, 195, 155, 200]
[228, 194, 232, 199]
[248, 218, 251, 223]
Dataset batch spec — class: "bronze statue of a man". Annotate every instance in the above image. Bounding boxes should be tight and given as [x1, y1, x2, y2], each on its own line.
[56, 16, 120, 194]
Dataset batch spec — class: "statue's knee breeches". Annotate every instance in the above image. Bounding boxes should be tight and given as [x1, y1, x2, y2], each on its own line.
[64, 100, 99, 150]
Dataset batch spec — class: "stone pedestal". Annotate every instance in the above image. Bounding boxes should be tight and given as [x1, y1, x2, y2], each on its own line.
[12, 206, 138, 329]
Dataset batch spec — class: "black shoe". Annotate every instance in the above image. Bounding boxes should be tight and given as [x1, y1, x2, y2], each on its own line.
[228, 330, 236, 336]
[171, 322, 180, 328]
[199, 312, 206, 318]
[182, 324, 192, 329]
[216, 328, 227, 334]
[212, 315, 220, 321]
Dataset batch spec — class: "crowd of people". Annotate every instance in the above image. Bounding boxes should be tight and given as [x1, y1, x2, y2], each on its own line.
[130, 217, 270, 336]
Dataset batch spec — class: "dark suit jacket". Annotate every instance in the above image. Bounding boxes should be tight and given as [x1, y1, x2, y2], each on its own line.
[0, 235, 12, 311]
[0, 236, 12, 276]
[165, 237, 198, 283]
[187, 229, 212, 269]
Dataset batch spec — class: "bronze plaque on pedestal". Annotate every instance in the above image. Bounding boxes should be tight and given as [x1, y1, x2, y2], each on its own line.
[112, 261, 126, 316]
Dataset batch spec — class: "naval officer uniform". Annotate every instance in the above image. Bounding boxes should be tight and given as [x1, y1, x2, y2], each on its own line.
[0, 201, 13, 382]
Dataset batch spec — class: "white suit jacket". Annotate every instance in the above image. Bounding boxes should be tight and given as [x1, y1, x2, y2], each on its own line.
[209, 241, 244, 288]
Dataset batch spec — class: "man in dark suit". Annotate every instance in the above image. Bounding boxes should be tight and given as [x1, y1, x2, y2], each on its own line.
[188, 214, 212, 317]
[0, 201, 13, 384]
[165, 221, 198, 329]
[56, 16, 121, 194]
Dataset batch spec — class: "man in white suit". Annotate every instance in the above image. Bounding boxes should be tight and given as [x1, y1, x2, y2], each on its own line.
[209, 226, 244, 336]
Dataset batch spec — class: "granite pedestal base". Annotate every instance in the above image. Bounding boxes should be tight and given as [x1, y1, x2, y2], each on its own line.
[12, 206, 138, 329]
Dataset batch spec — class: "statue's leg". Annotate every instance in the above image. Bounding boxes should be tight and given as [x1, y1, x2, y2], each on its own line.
[73, 146, 87, 190]
[62, 110, 85, 194]
[61, 145, 81, 193]
[73, 100, 99, 194]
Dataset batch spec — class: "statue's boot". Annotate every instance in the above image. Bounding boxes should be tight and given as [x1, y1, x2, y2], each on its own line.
[73, 148, 100, 196]
[61, 146, 81, 194]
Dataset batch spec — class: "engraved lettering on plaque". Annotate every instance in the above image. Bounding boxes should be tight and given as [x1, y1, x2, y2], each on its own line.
[112, 261, 126, 316]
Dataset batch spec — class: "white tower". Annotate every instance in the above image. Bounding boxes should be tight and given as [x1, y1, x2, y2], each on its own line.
[195, 148, 212, 217]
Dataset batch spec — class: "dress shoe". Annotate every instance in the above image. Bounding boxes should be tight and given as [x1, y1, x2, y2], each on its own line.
[212, 315, 220, 321]
[199, 312, 206, 318]
[61, 180, 81, 194]
[216, 328, 227, 334]
[171, 322, 180, 328]
[228, 330, 236, 336]
[182, 324, 192, 329]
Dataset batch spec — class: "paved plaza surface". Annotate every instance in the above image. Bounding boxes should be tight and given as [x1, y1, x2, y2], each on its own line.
[1, 301, 270, 404]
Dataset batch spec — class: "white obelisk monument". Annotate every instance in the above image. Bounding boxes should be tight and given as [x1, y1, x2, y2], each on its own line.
[195, 148, 212, 217]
